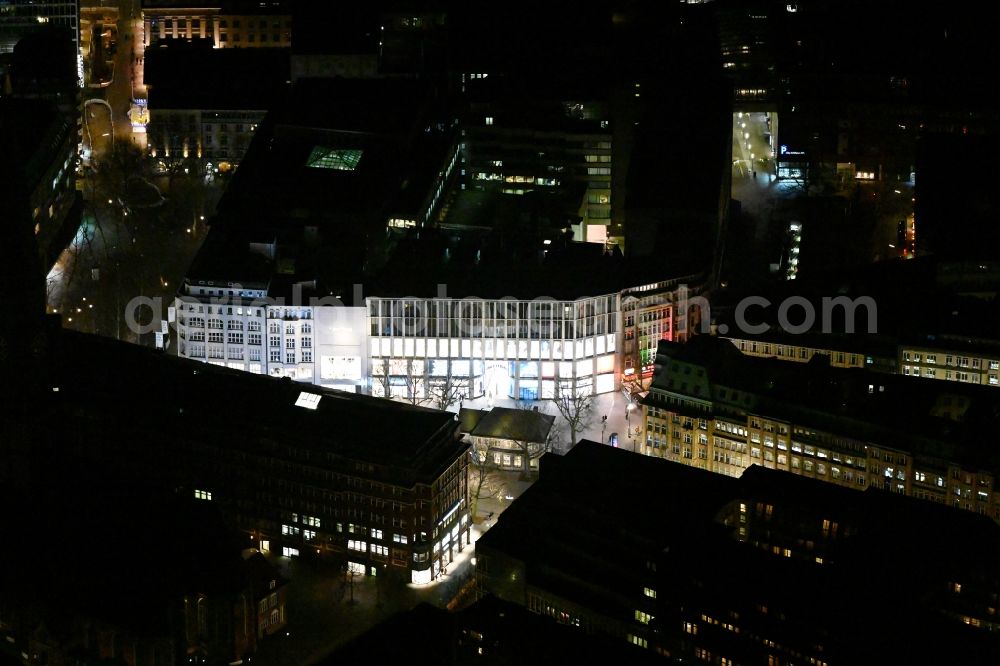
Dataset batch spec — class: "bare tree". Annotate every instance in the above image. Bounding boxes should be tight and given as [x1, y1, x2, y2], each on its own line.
[469, 440, 505, 519]
[551, 381, 595, 452]
[373, 359, 434, 406]
[95, 142, 146, 206]
[429, 373, 464, 412]
[400, 360, 432, 407]
[372, 358, 393, 399]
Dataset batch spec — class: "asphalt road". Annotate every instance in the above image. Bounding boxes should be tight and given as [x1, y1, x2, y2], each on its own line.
[733, 110, 773, 179]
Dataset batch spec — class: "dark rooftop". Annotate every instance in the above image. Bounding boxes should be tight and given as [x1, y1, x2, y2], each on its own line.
[0, 97, 66, 183]
[0, 473, 247, 636]
[368, 229, 693, 300]
[477, 441, 1000, 663]
[478, 441, 738, 561]
[717, 328, 899, 360]
[216, 77, 453, 227]
[458, 407, 555, 444]
[48, 329, 467, 481]
[321, 593, 665, 666]
[145, 47, 291, 110]
[142, 0, 291, 13]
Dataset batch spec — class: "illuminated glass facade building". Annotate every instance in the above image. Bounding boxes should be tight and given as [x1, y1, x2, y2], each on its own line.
[0, 0, 78, 53]
[174, 276, 700, 401]
[367, 294, 621, 401]
[171, 75, 711, 401]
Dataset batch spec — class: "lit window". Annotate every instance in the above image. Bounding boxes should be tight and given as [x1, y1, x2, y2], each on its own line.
[282, 547, 299, 557]
[306, 146, 363, 170]
[643, 587, 657, 599]
[635, 610, 652, 624]
[485, 116, 494, 126]
[194, 489, 212, 501]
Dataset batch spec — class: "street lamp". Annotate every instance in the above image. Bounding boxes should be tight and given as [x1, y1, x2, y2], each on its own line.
[626, 403, 637, 452]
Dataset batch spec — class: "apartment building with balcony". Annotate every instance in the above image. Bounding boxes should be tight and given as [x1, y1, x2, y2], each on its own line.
[641, 336, 1000, 523]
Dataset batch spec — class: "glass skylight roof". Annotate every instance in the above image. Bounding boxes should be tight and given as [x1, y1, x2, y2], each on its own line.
[306, 146, 363, 171]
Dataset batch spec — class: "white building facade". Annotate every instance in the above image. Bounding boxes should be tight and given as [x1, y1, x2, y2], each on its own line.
[172, 277, 701, 399]
[172, 282, 371, 394]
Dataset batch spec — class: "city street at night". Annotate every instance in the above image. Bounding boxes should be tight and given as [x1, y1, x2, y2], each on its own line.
[6, 2, 1000, 665]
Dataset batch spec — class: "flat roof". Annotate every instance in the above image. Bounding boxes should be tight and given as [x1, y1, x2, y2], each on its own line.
[216, 78, 454, 226]
[142, 0, 292, 13]
[145, 46, 290, 110]
[51, 330, 466, 482]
